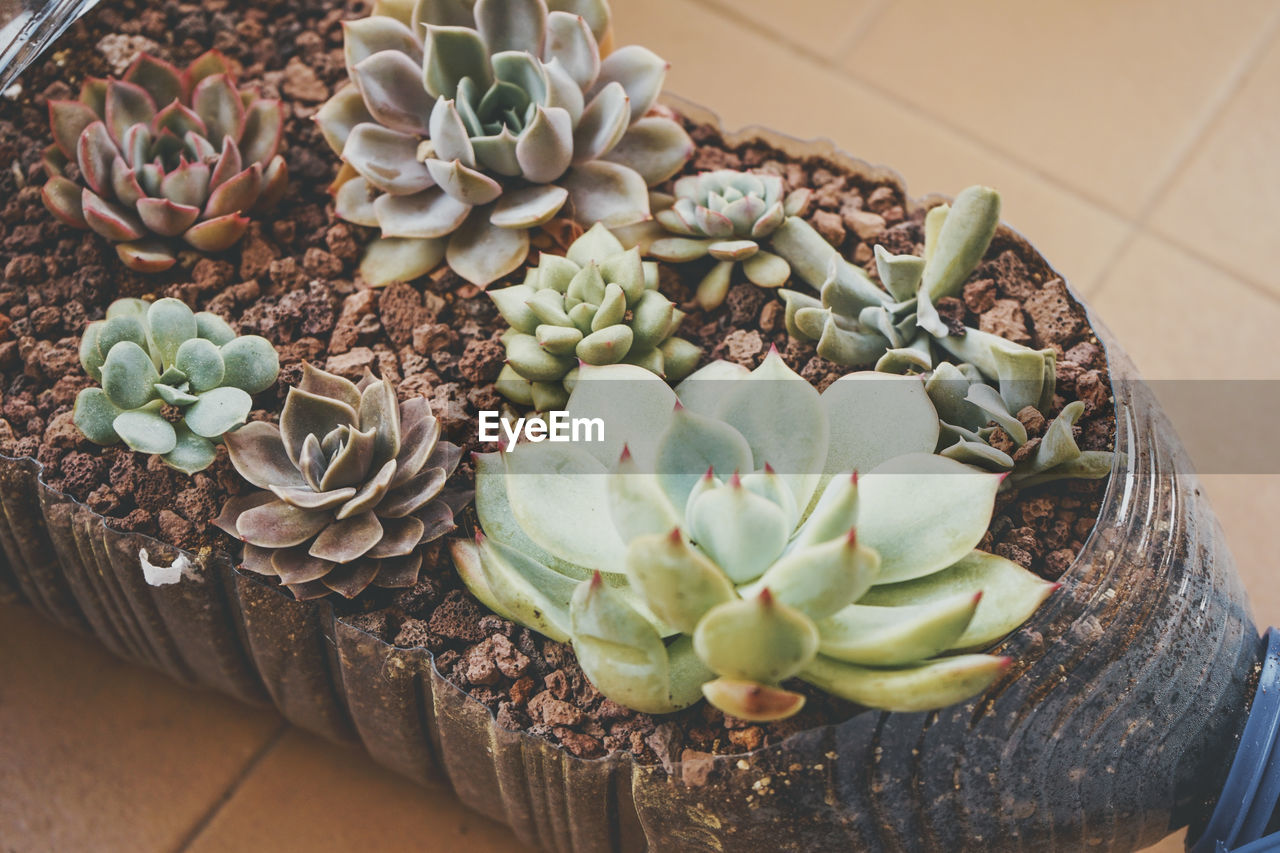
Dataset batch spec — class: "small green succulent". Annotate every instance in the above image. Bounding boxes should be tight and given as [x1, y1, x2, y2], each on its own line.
[73, 297, 279, 473]
[214, 363, 463, 600]
[453, 350, 1060, 721]
[925, 362, 1114, 485]
[647, 170, 810, 310]
[318, 0, 694, 288]
[490, 222, 701, 410]
[775, 186, 1059, 396]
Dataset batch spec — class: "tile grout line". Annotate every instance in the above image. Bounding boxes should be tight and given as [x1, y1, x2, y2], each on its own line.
[1088, 6, 1280, 302]
[170, 720, 291, 853]
[683, 0, 1139, 226]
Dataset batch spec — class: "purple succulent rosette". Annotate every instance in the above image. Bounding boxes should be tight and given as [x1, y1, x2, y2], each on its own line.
[41, 49, 288, 272]
[213, 364, 466, 600]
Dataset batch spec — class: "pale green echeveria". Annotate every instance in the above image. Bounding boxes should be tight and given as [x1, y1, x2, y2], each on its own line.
[318, 0, 695, 288]
[214, 363, 463, 600]
[451, 350, 1056, 721]
[72, 297, 279, 473]
[489, 223, 700, 410]
[42, 50, 288, 273]
[646, 170, 810, 310]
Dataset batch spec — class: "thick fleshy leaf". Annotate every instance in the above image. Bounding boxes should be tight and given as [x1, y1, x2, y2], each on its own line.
[361, 379, 402, 468]
[49, 99, 97, 160]
[590, 45, 666, 122]
[316, 85, 377, 156]
[160, 161, 211, 208]
[110, 157, 146, 207]
[821, 372, 939, 477]
[571, 576, 710, 714]
[515, 105, 574, 183]
[136, 197, 200, 237]
[686, 480, 791, 584]
[183, 213, 249, 251]
[162, 425, 219, 474]
[427, 96, 475, 165]
[41, 175, 87, 228]
[542, 57, 585, 127]
[334, 175, 380, 227]
[299, 362, 362, 409]
[365, 514, 425, 559]
[446, 210, 530, 287]
[390, 410, 442, 487]
[323, 560, 382, 598]
[701, 679, 806, 723]
[425, 157, 503, 205]
[818, 593, 981, 667]
[377, 465, 446, 517]
[103, 80, 156, 146]
[271, 547, 335, 584]
[73, 387, 124, 445]
[695, 592, 819, 684]
[412, 0, 476, 29]
[359, 235, 447, 286]
[145, 297, 197, 368]
[335, 458, 397, 518]
[153, 99, 207, 140]
[489, 184, 568, 229]
[320, 424, 378, 491]
[652, 406, 753, 513]
[280, 386, 358, 466]
[194, 74, 248, 143]
[238, 500, 331, 548]
[123, 53, 184, 107]
[343, 16, 423, 74]
[116, 240, 177, 272]
[225, 421, 307, 489]
[573, 81, 629, 163]
[459, 536, 575, 642]
[858, 453, 1002, 585]
[624, 530, 733, 634]
[174, 337, 225, 392]
[545, 10, 599, 89]
[475, 0, 546, 54]
[602, 117, 693, 186]
[240, 98, 284, 166]
[743, 531, 880, 622]
[742, 250, 790, 288]
[76, 122, 117, 197]
[185, 386, 253, 438]
[422, 25, 493, 99]
[921, 185, 1001, 302]
[801, 653, 1009, 713]
[310, 512, 383, 562]
[860, 550, 1058, 650]
[345, 123, 435, 195]
[114, 410, 178, 454]
[100, 340, 159, 410]
[211, 491, 275, 539]
[220, 335, 280, 394]
[353, 51, 434, 135]
[561, 161, 650, 228]
[373, 186, 472, 238]
[373, 551, 424, 588]
[183, 50, 234, 92]
[196, 311, 236, 346]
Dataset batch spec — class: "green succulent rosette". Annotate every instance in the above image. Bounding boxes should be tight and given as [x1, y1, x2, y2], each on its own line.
[318, 0, 694, 288]
[489, 223, 701, 410]
[73, 297, 280, 473]
[453, 350, 1062, 721]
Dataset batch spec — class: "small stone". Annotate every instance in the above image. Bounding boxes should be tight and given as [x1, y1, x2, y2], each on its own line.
[978, 299, 1030, 345]
[810, 209, 846, 246]
[963, 279, 998, 314]
[324, 347, 376, 378]
[843, 208, 886, 241]
[528, 690, 584, 727]
[282, 56, 328, 103]
[1023, 278, 1084, 346]
[1016, 406, 1048, 437]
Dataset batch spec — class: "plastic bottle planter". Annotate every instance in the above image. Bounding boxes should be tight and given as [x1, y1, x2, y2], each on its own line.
[0, 106, 1261, 852]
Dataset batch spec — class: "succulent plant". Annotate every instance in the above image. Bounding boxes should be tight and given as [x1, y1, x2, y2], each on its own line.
[925, 362, 1114, 485]
[317, 0, 694, 288]
[646, 170, 810, 310]
[42, 50, 288, 272]
[214, 363, 464, 600]
[489, 223, 700, 410]
[73, 297, 280, 473]
[452, 350, 1060, 720]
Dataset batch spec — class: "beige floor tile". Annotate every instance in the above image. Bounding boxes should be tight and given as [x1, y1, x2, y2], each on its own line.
[684, 0, 883, 59]
[1090, 235, 1280, 380]
[839, 0, 1280, 217]
[1199, 474, 1280, 627]
[1150, 29, 1280, 297]
[186, 729, 528, 853]
[613, 0, 1129, 294]
[0, 604, 284, 853]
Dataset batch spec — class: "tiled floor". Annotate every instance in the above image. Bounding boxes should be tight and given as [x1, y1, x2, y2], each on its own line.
[4, 0, 1280, 851]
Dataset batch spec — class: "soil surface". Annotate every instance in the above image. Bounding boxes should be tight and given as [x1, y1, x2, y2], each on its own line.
[0, 0, 1114, 762]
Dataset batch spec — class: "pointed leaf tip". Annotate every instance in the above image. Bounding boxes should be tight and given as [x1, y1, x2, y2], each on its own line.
[667, 526, 683, 544]
[764, 462, 775, 474]
[590, 569, 604, 588]
[730, 471, 742, 488]
[845, 528, 858, 547]
[758, 587, 774, 605]
[619, 443, 632, 461]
